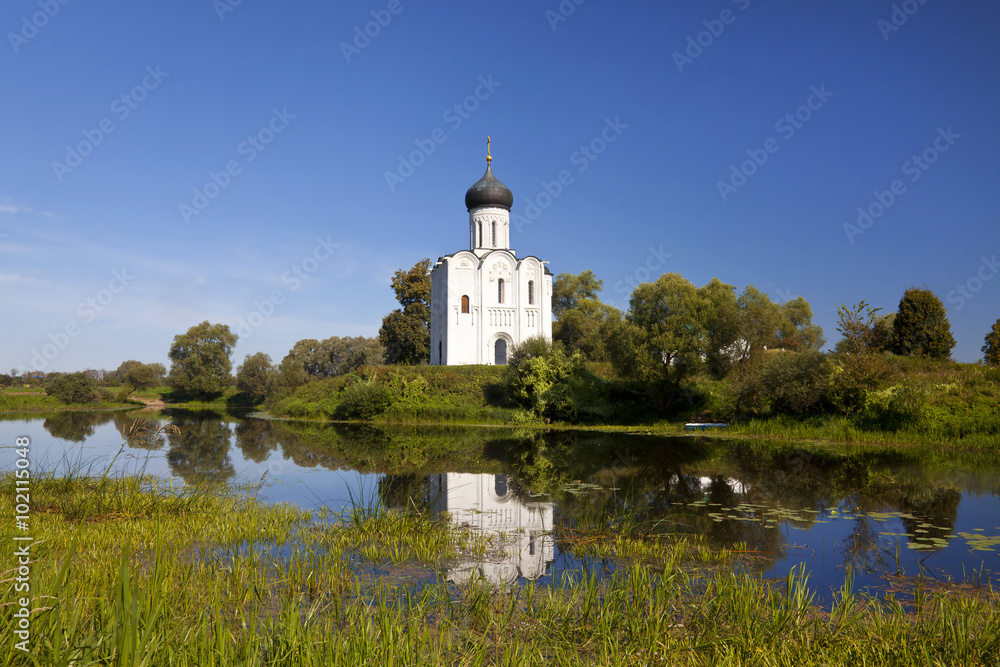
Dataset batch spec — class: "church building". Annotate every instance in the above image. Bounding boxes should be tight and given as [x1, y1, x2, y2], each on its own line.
[430, 143, 553, 365]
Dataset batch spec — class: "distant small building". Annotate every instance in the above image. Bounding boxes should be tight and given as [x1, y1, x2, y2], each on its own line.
[429, 142, 553, 365]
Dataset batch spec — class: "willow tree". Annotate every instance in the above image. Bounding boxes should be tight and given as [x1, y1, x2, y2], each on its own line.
[167, 321, 238, 398]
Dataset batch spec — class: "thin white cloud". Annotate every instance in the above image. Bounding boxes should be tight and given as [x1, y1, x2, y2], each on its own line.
[0, 196, 55, 218]
[0, 273, 45, 286]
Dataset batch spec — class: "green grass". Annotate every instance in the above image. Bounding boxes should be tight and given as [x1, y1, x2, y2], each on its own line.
[2, 470, 997, 665]
[721, 360, 1000, 449]
[726, 414, 1000, 450]
[265, 359, 1000, 452]
[0, 389, 138, 413]
[269, 365, 528, 425]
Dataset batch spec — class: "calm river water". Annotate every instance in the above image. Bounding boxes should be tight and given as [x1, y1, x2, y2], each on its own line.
[2, 409, 998, 602]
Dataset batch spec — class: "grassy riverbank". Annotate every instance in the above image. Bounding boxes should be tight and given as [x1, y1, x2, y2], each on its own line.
[269, 365, 527, 425]
[0, 386, 258, 414]
[2, 472, 997, 666]
[264, 359, 1000, 450]
[0, 388, 138, 413]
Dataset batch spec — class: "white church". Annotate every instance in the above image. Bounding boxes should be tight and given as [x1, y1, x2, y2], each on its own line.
[430, 143, 553, 365]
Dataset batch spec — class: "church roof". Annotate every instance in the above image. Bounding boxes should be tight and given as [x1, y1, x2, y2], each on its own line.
[465, 163, 513, 211]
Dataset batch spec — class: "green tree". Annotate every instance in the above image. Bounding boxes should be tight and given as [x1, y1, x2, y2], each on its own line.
[737, 286, 785, 356]
[835, 300, 882, 354]
[778, 297, 826, 351]
[280, 336, 384, 380]
[870, 313, 896, 352]
[275, 354, 308, 391]
[889, 288, 955, 358]
[552, 269, 603, 317]
[115, 360, 165, 390]
[236, 352, 274, 403]
[379, 258, 431, 364]
[166, 321, 238, 398]
[607, 273, 711, 407]
[699, 278, 742, 374]
[984, 318, 1000, 365]
[552, 270, 620, 361]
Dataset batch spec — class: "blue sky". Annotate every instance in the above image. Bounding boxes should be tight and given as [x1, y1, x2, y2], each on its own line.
[2, 0, 998, 373]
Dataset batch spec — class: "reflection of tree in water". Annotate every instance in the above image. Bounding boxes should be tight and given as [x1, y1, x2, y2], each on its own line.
[43, 411, 114, 443]
[271, 424, 350, 471]
[497, 433, 790, 564]
[113, 414, 173, 450]
[838, 485, 961, 573]
[897, 487, 962, 549]
[234, 419, 280, 463]
[500, 434, 981, 567]
[165, 417, 235, 484]
[841, 513, 891, 574]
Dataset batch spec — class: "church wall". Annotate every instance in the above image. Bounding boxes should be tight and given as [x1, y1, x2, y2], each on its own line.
[444, 254, 481, 365]
[430, 260, 448, 365]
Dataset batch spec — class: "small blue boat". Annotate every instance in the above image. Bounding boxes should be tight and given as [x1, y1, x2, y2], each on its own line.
[684, 422, 730, 431]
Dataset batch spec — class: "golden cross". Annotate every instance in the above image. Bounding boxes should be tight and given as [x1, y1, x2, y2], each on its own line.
[487, 136, 492, 163]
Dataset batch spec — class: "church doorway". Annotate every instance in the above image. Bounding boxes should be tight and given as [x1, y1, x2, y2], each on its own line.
[494, 339, 507, 365]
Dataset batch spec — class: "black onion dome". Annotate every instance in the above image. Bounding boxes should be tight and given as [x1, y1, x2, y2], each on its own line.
[465, 164, 513, 211]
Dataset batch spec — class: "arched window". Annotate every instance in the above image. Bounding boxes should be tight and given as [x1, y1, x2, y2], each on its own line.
[528, 280, 534, 305]
[438, 340, 442, 364]
[491, 222, 496, 247]
[461, 295, 469, 313]
[478, 222, 482, 247]
[498, 278, 504, 304]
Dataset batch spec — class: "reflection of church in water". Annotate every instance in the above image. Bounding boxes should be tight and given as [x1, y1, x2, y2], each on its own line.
[430, 473, 554, 583]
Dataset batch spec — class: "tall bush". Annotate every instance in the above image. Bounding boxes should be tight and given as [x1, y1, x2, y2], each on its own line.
[47, 372, 101, 404]
[890, 287, 955, 359]
[334, 381, 394, 420]
[733, 351, 832, 418]
[828, 354, 894, 416]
